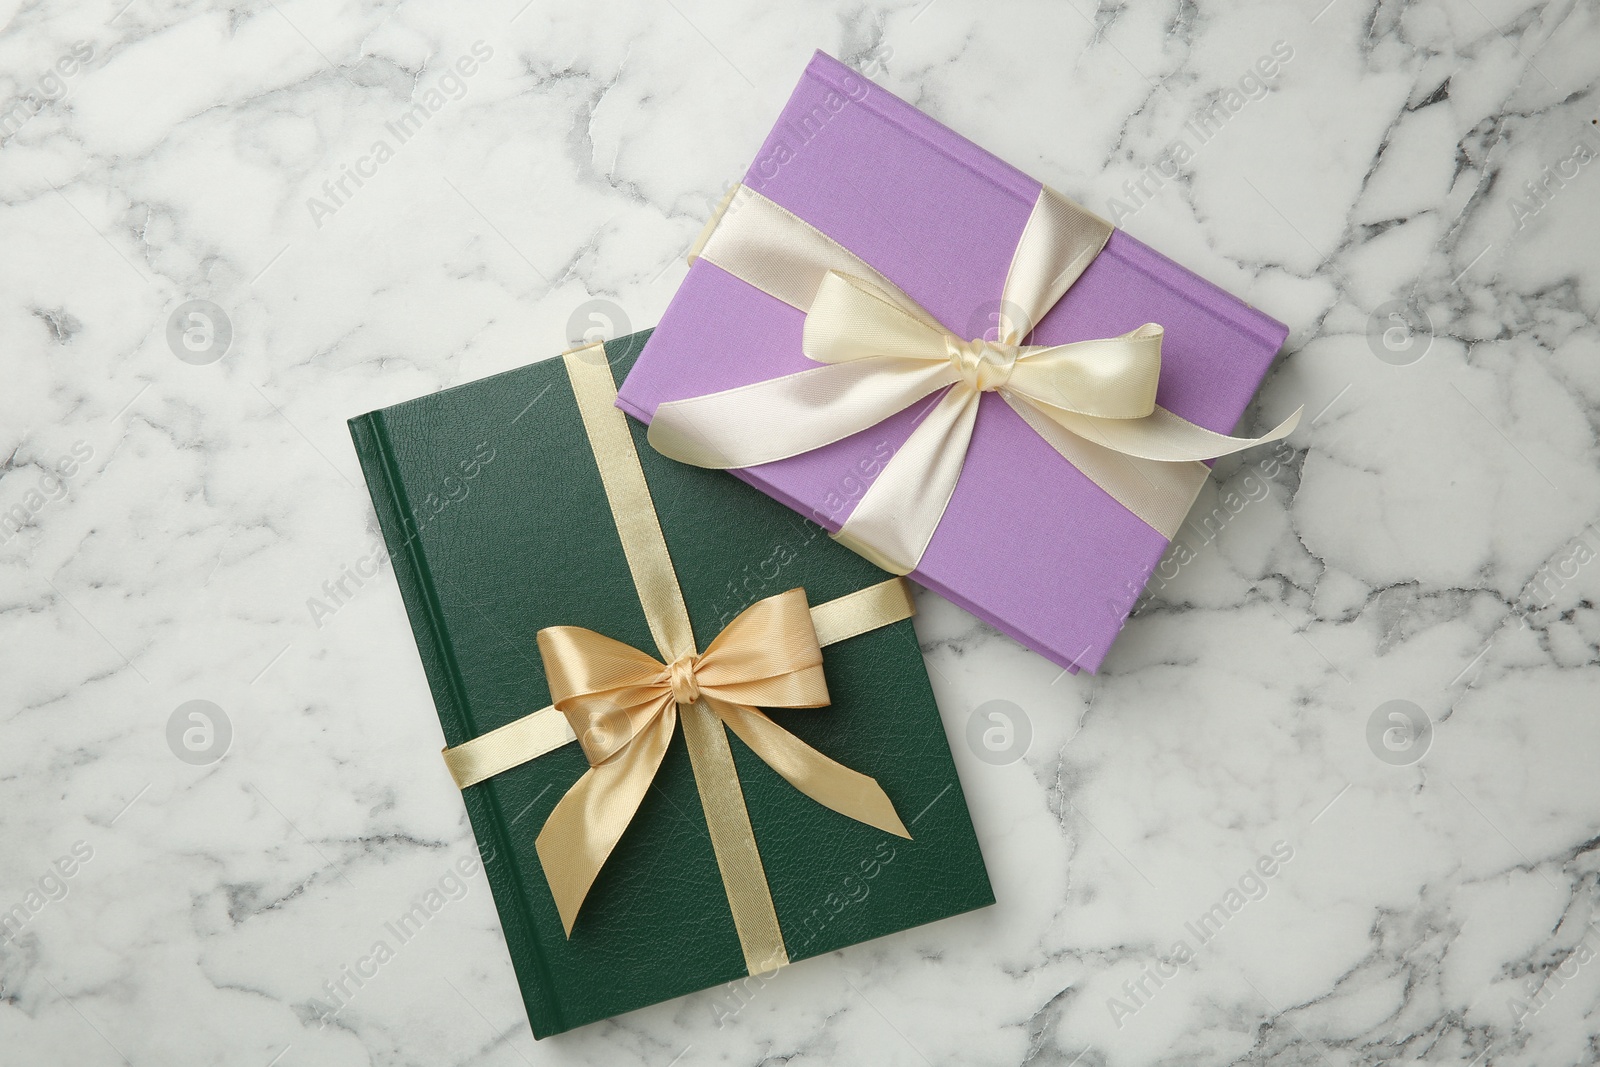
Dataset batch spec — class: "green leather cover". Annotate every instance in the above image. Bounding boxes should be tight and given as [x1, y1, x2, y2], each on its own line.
[347, 331, 993, 1037]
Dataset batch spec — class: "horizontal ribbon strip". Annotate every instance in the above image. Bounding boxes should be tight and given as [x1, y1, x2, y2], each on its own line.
[649, 184, 1302, 574]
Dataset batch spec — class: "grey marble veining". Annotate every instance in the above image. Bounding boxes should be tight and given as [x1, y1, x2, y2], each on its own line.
[2, 1, 1599, 1065]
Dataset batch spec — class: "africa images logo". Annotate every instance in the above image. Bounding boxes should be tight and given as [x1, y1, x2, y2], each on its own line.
[304, 41, 494, 228]
[0, 41, 93, 144]
[745, 70, 871, 190]
[1103, 41, 1294, 226]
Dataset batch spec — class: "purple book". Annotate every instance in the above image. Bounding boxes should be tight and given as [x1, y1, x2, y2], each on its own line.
[617, 51, 1289, 674]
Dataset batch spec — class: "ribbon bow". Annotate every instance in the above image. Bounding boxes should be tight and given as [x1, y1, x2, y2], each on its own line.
[534, 586, 909, 934]
[648, 185, 1302, 575]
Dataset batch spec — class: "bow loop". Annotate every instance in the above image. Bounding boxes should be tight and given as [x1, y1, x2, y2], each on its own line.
[695, 587, 829, 708]
[801, 270, 950, 367]
[538, 625, 676, 765]
[1005, 323, 1165, 420]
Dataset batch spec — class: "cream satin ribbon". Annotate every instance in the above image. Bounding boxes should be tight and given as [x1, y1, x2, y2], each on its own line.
[649, 184, 1302, 574]
[440, 343, 913, 976]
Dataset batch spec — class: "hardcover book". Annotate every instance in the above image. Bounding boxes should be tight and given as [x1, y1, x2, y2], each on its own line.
[616, 51, 1293, 675]
[347, 330, 993, 1037]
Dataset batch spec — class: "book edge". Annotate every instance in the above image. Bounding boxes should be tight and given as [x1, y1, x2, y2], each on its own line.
[347, 407, 568, 1038]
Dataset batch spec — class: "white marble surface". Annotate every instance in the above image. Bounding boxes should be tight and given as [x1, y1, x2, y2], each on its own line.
[3, 0, 1599, 1064]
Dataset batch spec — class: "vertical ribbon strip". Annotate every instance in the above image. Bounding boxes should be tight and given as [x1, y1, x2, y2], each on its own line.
[560, 345, 787, 973]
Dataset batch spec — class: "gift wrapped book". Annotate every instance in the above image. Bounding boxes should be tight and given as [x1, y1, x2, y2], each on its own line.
[618, 51, 1299, 674]
[348, 332, 992, 1036]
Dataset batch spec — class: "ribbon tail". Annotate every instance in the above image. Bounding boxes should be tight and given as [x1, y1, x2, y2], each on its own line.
[535, 708, 675, 935]
[713, 700, 911, 839]
[834, 384, 982, 574]
[1005, 395, 1211, 539]
[648, 357, 954, 470]
[1050, 404, 1303, 463]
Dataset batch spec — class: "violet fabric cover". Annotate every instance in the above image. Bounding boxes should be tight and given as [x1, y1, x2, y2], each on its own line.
[617, 51, 1289, 673]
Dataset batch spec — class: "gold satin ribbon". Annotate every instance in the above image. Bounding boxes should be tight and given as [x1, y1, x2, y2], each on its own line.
[649, 184, 1303, 574]
[441, 343, 912, 976]
[535, 586, 910, 945]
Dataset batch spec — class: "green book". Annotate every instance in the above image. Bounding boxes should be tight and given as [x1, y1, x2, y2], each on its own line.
[347, 331, 993, 1037]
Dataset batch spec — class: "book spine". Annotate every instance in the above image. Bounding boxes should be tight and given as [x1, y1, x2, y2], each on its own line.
[347, 409, 565, 1037]
[348, 410, 471, 734]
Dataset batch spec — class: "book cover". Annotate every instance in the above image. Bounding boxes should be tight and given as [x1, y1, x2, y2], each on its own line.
[347, 330, 993, 1037]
